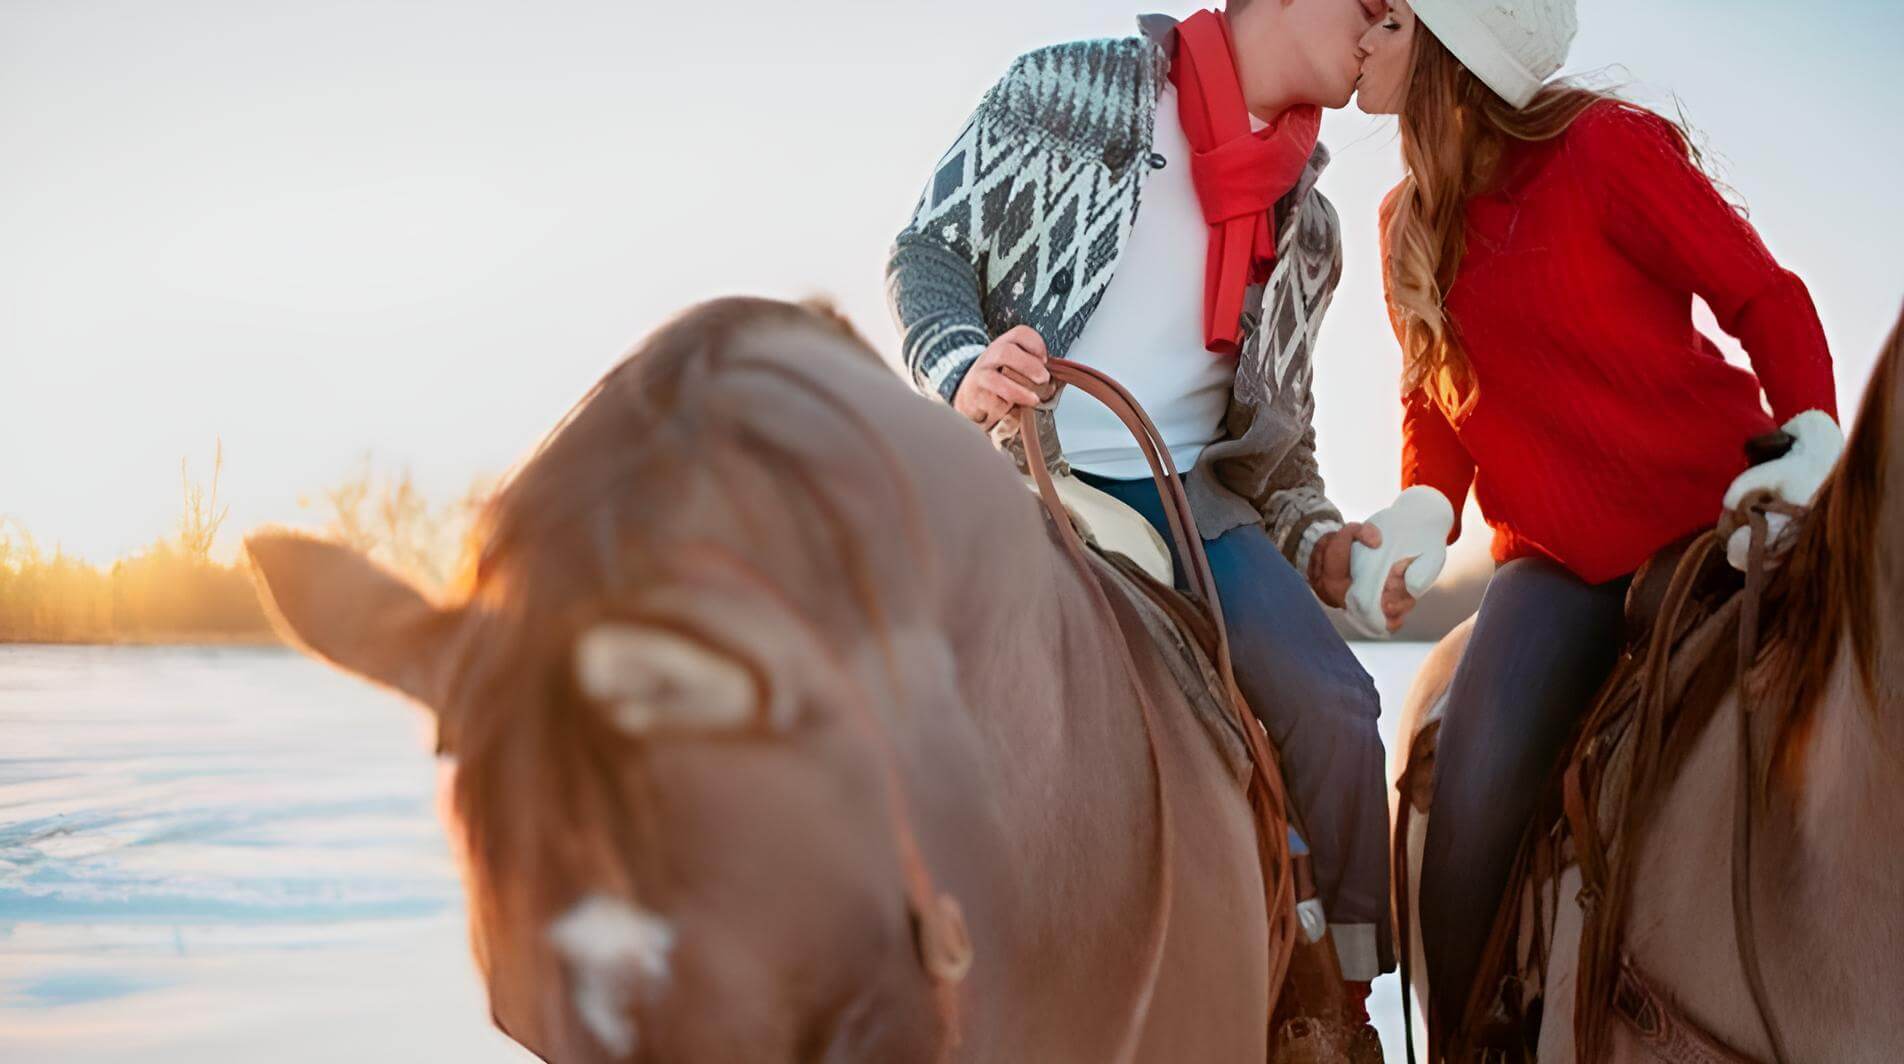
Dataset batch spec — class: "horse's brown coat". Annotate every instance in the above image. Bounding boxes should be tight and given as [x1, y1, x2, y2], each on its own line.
[249, 298, 1285, 1062]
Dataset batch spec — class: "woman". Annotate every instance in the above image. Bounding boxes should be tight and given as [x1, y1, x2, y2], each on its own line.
[1345, 0, 1844, 1045]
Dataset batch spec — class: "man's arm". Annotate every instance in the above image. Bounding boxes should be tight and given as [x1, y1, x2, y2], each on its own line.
[886, 81, 1033, 406]
[1263, 414, 1346, 580]
[887, 215, 990, 404]
[1256, 187, 1349, 584]
[1272, 427, 1385, 614]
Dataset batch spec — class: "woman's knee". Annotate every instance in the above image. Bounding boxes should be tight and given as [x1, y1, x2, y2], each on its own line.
[1482, 557, 1628, 634]
[1452, 560, 1627, 709]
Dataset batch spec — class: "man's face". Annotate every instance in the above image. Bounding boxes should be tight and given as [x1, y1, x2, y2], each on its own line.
[1278, 0, 1386, 108]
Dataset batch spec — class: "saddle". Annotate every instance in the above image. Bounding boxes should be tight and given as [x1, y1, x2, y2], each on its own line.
[998, 374, 1244, 771]
[1020, 471, 1176, 588]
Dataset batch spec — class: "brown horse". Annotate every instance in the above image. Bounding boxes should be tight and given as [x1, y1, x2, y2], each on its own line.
[1394, 304, 1904, 1062]
[247, 298, 1309, 1062]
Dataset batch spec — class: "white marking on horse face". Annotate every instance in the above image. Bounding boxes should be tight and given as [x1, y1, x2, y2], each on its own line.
[547, 895, 675, 1057]
[576, 624, 757, 734]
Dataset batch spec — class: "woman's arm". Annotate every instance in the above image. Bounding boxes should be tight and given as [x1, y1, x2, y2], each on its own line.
[1401, 388, 1474, 542]
[1379, 183, 1476, 535]
[1582, 104, 1837, 421]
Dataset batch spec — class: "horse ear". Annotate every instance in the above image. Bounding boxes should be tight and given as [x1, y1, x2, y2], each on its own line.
[246, 531, 464, 712]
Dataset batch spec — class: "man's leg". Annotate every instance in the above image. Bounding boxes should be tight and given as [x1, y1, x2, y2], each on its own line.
[1199, 521, 1392, 979]
[1417, 557, 1629, 1036]
[1080, 474, 1391, 978]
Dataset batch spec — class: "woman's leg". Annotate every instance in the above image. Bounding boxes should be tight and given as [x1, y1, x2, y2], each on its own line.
[1418, 557, 1631, 1037]
[1081, 473, 1392, 978]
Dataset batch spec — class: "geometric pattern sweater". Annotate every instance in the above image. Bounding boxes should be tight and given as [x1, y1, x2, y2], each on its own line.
[885, 14, 1347, 570]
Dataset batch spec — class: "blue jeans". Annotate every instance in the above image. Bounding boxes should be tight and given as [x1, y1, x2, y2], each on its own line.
[1419, 557, 1630, 1033]
[1079, 471, 1392, 977]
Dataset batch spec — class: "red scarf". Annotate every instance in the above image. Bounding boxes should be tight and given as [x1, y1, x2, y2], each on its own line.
[1170, 9, 1322, 356]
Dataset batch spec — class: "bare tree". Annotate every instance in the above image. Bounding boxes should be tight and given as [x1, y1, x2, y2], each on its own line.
[177, 439, 230, 562]
[301, 457, 492, 589]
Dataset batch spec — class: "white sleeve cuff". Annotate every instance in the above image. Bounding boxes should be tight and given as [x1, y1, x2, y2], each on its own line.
[1292, 518, 1342, 585]
[921, 342, 988, 404]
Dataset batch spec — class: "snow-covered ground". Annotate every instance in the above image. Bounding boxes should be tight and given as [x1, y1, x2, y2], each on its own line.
[1, 642, 1433, 1062]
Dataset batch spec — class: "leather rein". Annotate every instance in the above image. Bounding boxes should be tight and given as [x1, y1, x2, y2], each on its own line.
[1569, 492, 1801, 1064]
[1017, 358, 1302, 1061]
[859, 359, 1300, 1060]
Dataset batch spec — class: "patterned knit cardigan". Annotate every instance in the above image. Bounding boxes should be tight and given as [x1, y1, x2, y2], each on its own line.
[885, 15, 1347, 571]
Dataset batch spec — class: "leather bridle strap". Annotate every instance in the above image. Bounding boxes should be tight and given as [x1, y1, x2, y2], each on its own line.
[646, 544, 974, 1061]
[1392, 718, 1439, 1064]
[1017, 358, 1300, 1055]
[1019, 378, 1178, 1064]
[1727, 493, 1803, 1064]
[1561, 493, 1802, 1064]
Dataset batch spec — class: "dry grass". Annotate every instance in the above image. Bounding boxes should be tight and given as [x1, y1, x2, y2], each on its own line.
[1, 448, 489, 644]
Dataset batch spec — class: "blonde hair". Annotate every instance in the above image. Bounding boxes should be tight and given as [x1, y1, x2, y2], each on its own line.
[1385, 29, 1681, 412]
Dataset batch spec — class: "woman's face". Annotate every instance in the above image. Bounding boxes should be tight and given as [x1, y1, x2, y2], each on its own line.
[1354, 0, 1418, 115]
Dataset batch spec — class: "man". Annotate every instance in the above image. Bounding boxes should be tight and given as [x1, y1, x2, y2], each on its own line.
[885, 0, 1396, 1002]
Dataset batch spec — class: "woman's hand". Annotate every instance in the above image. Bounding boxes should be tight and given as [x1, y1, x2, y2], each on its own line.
[1346, 487, 1455, 635]
[1722, 409, 1843, 571]
[952, 326, 1051, 431]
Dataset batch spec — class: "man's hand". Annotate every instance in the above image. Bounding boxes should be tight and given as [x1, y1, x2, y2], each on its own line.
[1308, 522, 1382, 610]
[952, 326, 1051, 431]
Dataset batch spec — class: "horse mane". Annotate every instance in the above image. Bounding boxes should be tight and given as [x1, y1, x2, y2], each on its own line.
[1756, 306, 1903, 780]
[462, 297, 869, 590]
[444, 293, 891, 763]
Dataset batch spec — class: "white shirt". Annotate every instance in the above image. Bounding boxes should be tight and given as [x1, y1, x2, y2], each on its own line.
[1052, 84, 1243, 481]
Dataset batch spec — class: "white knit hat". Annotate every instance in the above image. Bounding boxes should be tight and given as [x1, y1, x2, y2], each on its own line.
[1409, 0, 1578, 109]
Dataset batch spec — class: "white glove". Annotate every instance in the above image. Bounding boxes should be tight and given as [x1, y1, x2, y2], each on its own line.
[1723, 409, 1842, 571]
[1346, 486, 1455, 636]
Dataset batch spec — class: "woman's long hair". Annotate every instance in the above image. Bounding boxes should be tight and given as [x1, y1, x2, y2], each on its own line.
[1385, 29, 1698, 412]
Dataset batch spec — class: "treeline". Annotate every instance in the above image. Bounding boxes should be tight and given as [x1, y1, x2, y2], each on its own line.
[0, 446, 487, 645]
[0, 533, 269, 644]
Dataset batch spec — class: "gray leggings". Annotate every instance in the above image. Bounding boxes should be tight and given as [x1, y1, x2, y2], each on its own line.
[1419, 556, 1631, 1034]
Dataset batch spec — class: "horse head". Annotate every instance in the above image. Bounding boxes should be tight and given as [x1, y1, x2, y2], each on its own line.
[246, 297, 1045, 1061]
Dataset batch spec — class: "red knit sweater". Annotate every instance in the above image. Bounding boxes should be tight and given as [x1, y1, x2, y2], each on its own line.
[1383, 101, 1837, 584]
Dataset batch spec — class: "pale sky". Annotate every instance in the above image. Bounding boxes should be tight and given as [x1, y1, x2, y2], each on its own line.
[4, 0, 1900, 563]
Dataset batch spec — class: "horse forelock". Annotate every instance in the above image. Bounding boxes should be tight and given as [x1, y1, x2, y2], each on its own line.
[419, 299, 953, 1024]
[449, 296, 922, 703]
[1757, 305, 1904, 786]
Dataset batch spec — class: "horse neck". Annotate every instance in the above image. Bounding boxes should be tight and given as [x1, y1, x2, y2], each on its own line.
[1771, 323, 1904, 885]
[1811, 338, 1904, 828]
[1881, 376, 1904, 706]
[1783, 645, 1901, 871]
[1758, 360, 1904, 1042]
